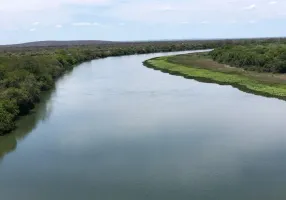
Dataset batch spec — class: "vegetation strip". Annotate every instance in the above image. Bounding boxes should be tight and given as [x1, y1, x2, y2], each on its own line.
[210, 44, 286, 73]
[143, 54, 286, 100]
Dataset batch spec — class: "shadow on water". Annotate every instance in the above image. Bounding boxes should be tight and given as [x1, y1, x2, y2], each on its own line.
[0, 65, 80, 163]
[0, 90, 54, 162]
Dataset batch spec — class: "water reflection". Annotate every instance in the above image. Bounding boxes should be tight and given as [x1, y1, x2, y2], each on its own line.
[0, 91, 53, 162]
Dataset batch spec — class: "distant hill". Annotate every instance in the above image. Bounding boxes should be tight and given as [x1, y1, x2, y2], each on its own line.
[1, 37, 286, 49]
[0, 40, 193, 48]
[0, 40, 117, 48]
[0, 39, 210, 49]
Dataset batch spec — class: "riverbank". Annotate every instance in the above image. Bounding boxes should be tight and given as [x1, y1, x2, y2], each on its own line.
[143, 53, 286, 100]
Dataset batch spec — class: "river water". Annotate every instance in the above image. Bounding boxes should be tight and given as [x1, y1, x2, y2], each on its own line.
[1, 51, 286, 200]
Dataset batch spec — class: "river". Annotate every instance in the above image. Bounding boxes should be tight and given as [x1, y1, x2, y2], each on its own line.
[1, 51, 286, 200]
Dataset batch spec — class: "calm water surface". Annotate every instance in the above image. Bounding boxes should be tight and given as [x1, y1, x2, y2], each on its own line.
[1, 51, 286, 200]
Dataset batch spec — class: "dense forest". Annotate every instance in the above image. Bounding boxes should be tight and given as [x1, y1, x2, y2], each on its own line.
[210, 44, 286, 73]
[1, 38, 286, 134]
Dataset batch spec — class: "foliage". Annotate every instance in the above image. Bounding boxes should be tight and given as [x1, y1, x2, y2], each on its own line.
[210, 44, 286, 73]
[0, 100, 18, 134]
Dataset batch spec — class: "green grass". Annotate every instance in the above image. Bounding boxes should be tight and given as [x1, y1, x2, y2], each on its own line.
[143, 55, 286, 100]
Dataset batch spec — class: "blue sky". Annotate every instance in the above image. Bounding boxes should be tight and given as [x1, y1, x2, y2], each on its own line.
[0, 0, 286, 44]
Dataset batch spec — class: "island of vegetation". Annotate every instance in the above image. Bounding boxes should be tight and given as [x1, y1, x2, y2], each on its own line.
[0, 38, 286, 135]
[144, 43, 286, 101]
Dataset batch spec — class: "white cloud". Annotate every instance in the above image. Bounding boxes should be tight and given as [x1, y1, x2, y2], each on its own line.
[105, 0, 286, 24]
[244, 4, 256, 10]
[180, 21, 189, 24]
[72, 22, 93, 26]
[71, 22, 101, 26]
[0, 0, 111, 30]
[29, 28, 36, 31]
[55, 24, 63, 28]
[269, 1, 277, 5]
[0, 0, 286, 31]
[32, 21, 40, 25]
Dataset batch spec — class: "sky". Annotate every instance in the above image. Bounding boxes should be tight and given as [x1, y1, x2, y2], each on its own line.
[0, 0, 286, 44]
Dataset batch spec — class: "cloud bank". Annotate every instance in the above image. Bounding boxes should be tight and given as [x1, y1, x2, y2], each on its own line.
[0, 0, 285, 43]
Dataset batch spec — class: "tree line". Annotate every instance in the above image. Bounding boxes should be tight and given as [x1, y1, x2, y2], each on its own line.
[210, 44, 286, 73]
[1, 38, 286, 134]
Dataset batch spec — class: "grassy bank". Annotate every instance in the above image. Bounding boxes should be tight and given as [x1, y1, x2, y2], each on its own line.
[143, 53, 286, 100]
